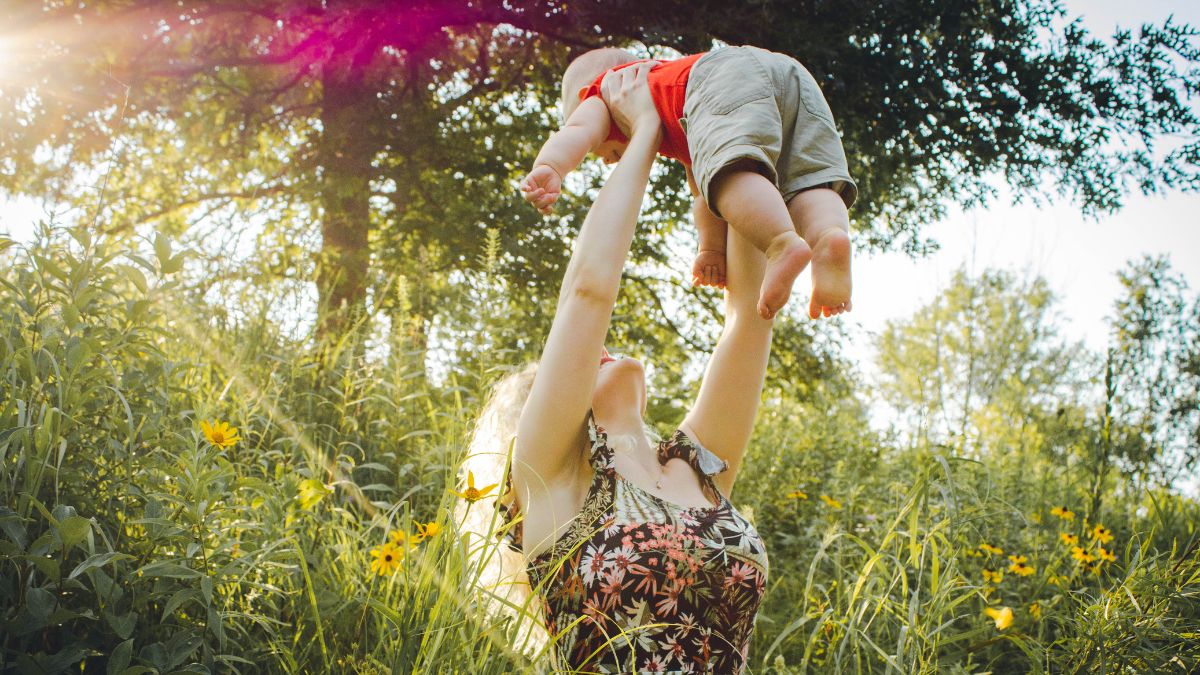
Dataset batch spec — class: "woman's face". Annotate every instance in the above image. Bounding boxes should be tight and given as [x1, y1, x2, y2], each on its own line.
[592, 346, 647, 417]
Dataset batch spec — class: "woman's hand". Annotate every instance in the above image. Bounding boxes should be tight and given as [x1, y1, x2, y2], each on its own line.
[600, 62, 661, 138]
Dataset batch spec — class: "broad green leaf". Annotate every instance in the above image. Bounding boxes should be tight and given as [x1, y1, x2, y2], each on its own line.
[105, 611, 138, 640]
[69, 552, 134, 580]
[25, 586, 56, 621]
[107, 639, 133, 675]
[137, 560, 203, 579]
[57, 515, 92, 549]
[153, 233, 172, 269]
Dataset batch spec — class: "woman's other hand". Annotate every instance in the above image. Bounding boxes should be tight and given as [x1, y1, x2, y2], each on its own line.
[601, 62, 661, 138]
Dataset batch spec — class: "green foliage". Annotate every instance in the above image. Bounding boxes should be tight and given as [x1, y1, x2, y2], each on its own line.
[0, 228, 528, 673]
[1, 0, 1197, 342]
[1, 234, 1197, 672]
[876, 268, 1086, 451]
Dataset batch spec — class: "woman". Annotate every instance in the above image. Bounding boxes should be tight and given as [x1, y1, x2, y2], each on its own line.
[472, 64, 774, 673]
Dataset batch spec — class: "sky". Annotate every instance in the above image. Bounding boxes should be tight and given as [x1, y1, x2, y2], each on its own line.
[2, 0, 1197, 374]
[835, 0, 1200, 371]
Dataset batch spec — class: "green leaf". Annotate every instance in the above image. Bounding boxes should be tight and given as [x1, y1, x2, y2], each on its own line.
[137, 560, 202, 579]
[105, 611, 138, 640]
[154, 233, 172, 269]
[25, 553, 62, 581]
[161, 253, 185, 275]
[0, 507, 28, 549]
[26, 586, 56, 622]
[57, 515, 92, 549]
[69, 552, 134, 580]
[107, 639, 133, 675]
[118, 264, 149, 294]
[162, 588, 198, 620]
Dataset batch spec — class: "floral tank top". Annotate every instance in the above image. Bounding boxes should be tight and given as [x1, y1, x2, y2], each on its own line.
[501, 413, 770, 673]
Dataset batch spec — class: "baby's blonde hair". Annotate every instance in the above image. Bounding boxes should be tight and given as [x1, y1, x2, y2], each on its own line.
[560, 47, 638, 123]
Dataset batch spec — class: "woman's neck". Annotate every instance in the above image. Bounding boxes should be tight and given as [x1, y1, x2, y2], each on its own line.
[594, 408, 645, 441]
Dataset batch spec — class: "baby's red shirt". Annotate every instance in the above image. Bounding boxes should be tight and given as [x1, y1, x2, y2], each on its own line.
[579, 53, 706, 165]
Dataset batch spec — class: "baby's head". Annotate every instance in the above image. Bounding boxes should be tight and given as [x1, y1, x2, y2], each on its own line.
[560, 47, 638, 123]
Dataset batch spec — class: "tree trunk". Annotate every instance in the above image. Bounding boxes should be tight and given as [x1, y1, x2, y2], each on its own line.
[316, 64, 374, 341]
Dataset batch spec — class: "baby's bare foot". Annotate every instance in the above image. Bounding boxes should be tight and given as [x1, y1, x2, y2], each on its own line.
[758, 231, 811, 319]
[808, 228, 852, 319]
[691, 249, 727, 288]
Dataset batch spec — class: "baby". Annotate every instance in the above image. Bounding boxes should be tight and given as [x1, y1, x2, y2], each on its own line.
[521, 46, 858, 320]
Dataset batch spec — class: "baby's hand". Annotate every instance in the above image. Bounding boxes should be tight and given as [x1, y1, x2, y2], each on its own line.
[520, 165, 562, 215]
[691, 249, 727, 289]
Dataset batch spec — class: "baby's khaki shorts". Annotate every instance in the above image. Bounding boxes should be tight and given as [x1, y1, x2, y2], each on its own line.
[683, 46, 857, 216]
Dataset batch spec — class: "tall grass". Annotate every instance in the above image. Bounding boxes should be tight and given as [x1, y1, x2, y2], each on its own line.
[1, 227, 1197, 673]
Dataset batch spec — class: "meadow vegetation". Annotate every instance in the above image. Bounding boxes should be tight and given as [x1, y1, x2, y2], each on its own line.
[1, 226, 1197, 673]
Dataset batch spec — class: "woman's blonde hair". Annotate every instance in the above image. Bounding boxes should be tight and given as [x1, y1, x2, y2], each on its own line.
[454, 360, 661, 663]
[454, 362, 547, 659]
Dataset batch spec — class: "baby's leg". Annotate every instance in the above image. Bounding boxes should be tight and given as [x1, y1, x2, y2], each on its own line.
[692, 197, 728, 288]
[710, 160, 810, 320]
[787, 188, 851, 319]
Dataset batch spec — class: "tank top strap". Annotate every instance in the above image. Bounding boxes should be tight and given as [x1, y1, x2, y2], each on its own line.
[659, 427, 729, 484]
[585, 410, 616, 474]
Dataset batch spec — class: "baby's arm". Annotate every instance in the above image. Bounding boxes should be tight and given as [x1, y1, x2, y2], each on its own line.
[687, 165, 729, 288]
[521, 97, 611, 214]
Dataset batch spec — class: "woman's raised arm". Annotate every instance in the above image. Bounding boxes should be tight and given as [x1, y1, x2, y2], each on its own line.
[515, 64, 662, 489]
[681, 225, 774, 498]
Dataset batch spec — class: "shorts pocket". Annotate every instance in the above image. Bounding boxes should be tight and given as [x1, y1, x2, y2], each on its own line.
[797, 70, 835, 125]
[709, 88, 772, 116]
[695, 49, 775, 116]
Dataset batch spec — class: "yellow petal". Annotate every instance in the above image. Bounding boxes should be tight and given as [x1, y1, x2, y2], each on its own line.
[984, 606, 1013, 630]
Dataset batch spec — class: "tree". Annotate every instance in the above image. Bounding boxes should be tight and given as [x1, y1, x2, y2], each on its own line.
[0, 0, 1196, 356]
[875, 268, 1085, 453]
[1106, 256, 1200, 485]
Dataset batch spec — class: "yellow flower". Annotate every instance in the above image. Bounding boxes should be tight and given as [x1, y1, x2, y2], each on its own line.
[982, 568, 1004, 584]
[297, 479, 331, 510]
[1090, 524, 1113, 544]
[417, 521, 442, 540]
[1047, 573, 1068, 586]
[201, 420, 240, 448]
[819, 495, 842, 510]
[450, 471, 498, 503]
[1007, 554, 1027, 565]
[786, 490, 809, 500]
[1029, 602, 1042, 619]
[979, 543, 1004, 556]
[1060, 532, 1078, 546]
[984, 606, 1013, 630]
[1071, 546, 1095, 564]
[369, 543, 404, 576]
[1098, 546, 1116, 563]
[388, 530, 410, 548]
[1050, 506, 1075, 522]
[1009, 562, 1035, 576]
